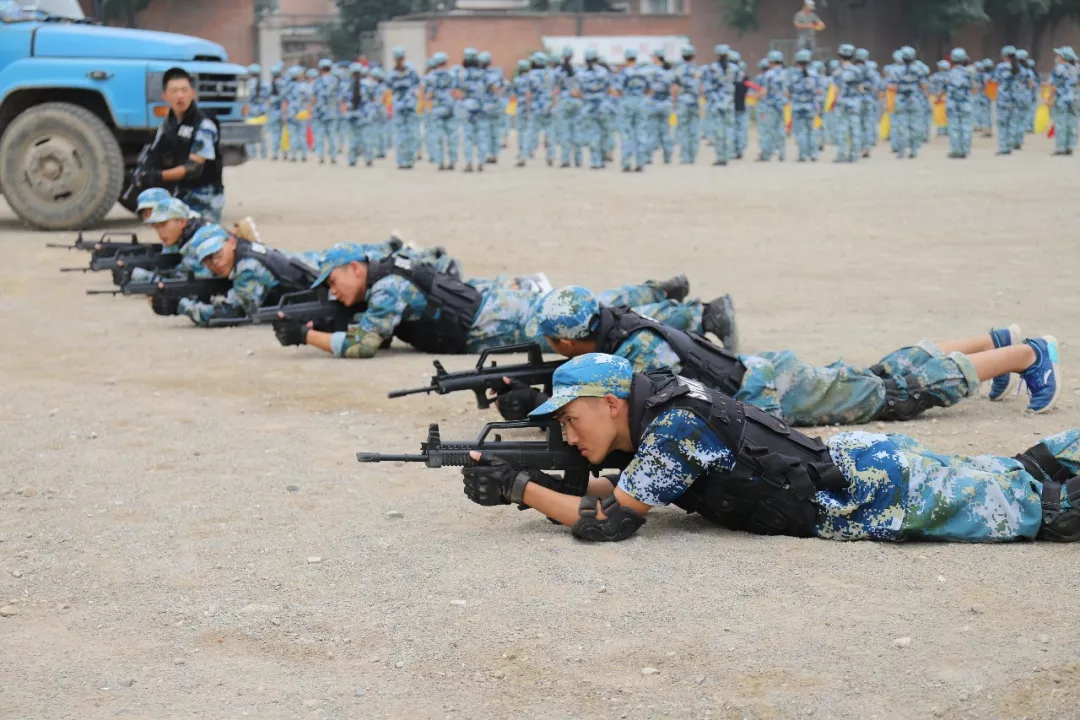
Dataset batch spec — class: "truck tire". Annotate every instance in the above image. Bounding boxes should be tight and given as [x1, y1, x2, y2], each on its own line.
[0, 102, 124, 230]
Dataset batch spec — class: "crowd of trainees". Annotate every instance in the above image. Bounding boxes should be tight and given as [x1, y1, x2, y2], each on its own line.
[241, 43, 1079, 171]
[117, 187, 1080, 549]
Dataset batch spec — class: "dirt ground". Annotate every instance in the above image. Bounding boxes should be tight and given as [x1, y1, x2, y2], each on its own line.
[2, 133, 1079, 720]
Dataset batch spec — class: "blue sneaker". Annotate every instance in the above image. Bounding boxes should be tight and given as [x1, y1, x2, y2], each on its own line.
[987, 324, 1021, 401]
[1021, 336, 1061, 414]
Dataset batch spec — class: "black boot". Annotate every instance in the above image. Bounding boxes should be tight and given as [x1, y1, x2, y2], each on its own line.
[659, 274, 690, 302]
[702, 294, 738, 352]
[1015, 443, 1080, 542]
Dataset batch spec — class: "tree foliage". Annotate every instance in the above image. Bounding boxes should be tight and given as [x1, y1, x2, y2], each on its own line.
[720, 0, 761, 35]
[336, 0, 414, 39]
[101, 0, 155, 28]
[321, 21, 361, 60]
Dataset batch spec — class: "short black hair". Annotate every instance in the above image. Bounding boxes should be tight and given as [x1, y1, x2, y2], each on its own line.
[163, 68, 193, 90]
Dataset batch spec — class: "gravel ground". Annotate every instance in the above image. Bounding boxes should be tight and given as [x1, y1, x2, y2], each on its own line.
[2, 133, 1079, 720]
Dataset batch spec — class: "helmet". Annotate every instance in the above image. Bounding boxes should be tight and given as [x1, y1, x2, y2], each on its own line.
[1001, 45, 1016, 56]
[854, 48, 869, 62]
[729, 50, 741, 62]
[767, 50, 784, 63]
[478, 51, 491, 64]
[715, 44, 730, 56]
[810, 60, 824, 72]
[838, 44, 855, 58]
[270, 62, 284, 75]
[584, 48, 598, 61]
[392, 46, 405, 59]
[794, 49, 811, 64]
[624, 48, 637, 60]
[318, 58, 332, 70]
[305, 68, 318, 78]
[950, 47, 968, 63]
[562, 46, 574, 59]
[1016, 49, 1029, 61]
[681, 44, 695, 58]
[349, 62, 364, 74]
[248, 63, 261, 74]
[901, 46, 916, 61]
[464, 47, 478, 59]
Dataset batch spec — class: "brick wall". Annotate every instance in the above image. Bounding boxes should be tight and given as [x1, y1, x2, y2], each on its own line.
[135, 0, 258, 64]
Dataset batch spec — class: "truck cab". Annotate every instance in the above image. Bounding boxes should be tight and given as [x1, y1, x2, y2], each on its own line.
[0, 0, 259, 229]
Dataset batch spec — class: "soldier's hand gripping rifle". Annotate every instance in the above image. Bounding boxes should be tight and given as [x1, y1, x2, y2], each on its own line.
[358, 420, 630, 498]
[387, 343, 566, 410]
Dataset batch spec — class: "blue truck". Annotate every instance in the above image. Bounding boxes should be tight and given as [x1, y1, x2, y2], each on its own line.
[0, 0, 259, 230]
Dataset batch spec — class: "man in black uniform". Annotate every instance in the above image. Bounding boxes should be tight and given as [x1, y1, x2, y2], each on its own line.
[138, 68, 226, 222]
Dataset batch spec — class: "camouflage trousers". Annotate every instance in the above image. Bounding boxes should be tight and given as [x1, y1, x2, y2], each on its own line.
[736, 340, 980, 427]
[177, 187, 225, 224]
[814, 428, 1080, 542]
[466, 280, 694, 353]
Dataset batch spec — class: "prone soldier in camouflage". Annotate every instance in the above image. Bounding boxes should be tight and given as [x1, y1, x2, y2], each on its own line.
[129, 190, 215, 284]
[274, 244, 700, 359]
[460, 353, 1080, 545]
[517, 287, 1062, 425]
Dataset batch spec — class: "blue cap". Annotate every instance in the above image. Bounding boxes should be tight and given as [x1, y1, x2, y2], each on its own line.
[768, 49, 784, 63]
[527, 286, 599, 340]
[901, 46, 916, 61]
[349, 62, 364, 73]
[715, 44, 730, 56]
[794, 49, 812, 63]
[950, 47, 968, 63]
[561, 46, 574, 59]
[478, 51, 491, 63]
[854, 48, 869, 61]
[838, 44, 855, 57]
[392, 46, 406, 59]
[318, 58, 332, 69]
[1016, 49, 1029, 61]
[1002, 45, 1016, 56]
[729, 50, 741, 62]
[305, 68, 318, 78]
[517, 59, 530, 71]
[681, 44, 695, 58]
[435, 51, 449, 64]
[370, 67, 384, 79]
[464, 47, 478, 59]
[625, 48, 637, 60]
[136, 187, 172, 215]
[529, 354, 633, 419]
[584, 48, 598, 61]
[271, 62, 283, 74]
[310, 243, 372, 288]
[532, 51, 547, 64]
[191, 225, 229, 263]
[937, 60, 950, 70]
[758, 58, 769, 69]
[651, 48, 664, 58]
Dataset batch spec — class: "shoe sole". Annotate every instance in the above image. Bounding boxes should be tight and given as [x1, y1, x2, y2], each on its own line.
[988, 323, 1022, 401]
[1029, 335, 1061, 414]
[704, 295, 738, 353]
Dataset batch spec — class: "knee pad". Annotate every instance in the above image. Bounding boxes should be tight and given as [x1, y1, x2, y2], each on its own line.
[1015, 443, 1080, 543]
[875, 374, 943, 422]
[570, 495, 646, 542]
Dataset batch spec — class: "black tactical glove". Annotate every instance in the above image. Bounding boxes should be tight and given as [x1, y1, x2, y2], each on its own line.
[136, 167, 163, 188]
[494, 379, 550, 421]
[463, 453, 561, 507]
[273, 317, 309, 347]
[111, 266, 129, 287]
[151, 294, 181, 316]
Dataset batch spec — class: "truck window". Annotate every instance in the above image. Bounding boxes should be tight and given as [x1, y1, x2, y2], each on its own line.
[13, 0, 85, 19]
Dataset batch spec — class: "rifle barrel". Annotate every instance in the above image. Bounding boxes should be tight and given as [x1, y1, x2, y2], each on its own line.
[356, 452, 429, 463]
[59, 267, 90, 273]
[386, 386, 435, 399]
[86, 289, 121, 296]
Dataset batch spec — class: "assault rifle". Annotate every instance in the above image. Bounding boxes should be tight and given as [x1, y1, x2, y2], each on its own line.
[358, 420, 630, 497]
[47, 231, 148, 256]
[86, 272, 232, 302]
[207, 290, 356, 330]
[60, 244, 180, 276]
[387, 343, 565, 409]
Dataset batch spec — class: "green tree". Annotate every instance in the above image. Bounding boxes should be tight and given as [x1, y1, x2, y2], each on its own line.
[321, 21, 361, 61]
[903, 0, 987, 54]
[336, 0, 414, 39]
[720, 0, 761, 35]
[101, 0, 155, 28]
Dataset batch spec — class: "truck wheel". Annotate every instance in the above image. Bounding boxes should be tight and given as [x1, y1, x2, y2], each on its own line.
[0, 102, 124, 230]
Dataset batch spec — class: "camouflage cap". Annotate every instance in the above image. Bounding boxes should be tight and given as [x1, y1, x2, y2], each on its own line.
[1001, 45, 1016, 56]
[145, 198, 192, 225]
[190, 225, 230, 263]
[310, 242, 372, 288]
[768, 49, 784, 63]
[529, 354, 633, 419]
[854, 48, 869, 61]
[517, 59, 530, 71]
[305, 68, 319, 78]
[901, 46, 916, 61]
[349, 62, 364, 73]
[561, 46, 574, 59]
[794, 49, 812, 63]
[758, 58, 770, 69]
[1016, 49, 1029, 61]
[681, 44, 695, 58]
[136, 187, 173, 215]
[435, 51, 449, 64]
[532, 51, 548, 64]
[392, 46, 406, 59]
[478, 51, 492, 63]
[625, 48, 638, 60]
[584, 48, 598, 61]
[838, 44, 855, 58]
[715, 44, 730, 56]
[527, 286, 600, 340]
[730, 50, 742, 62]
[271, 62, 284, 74]
[651, 48, 664, 58]
[950, 47, 968, 63]
[937, 60, 950, 70]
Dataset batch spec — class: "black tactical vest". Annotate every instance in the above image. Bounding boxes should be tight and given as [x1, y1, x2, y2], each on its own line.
[176, 214, 211, 251]
[155, 102, 224, 192]
[594, 306, 746, 396]
[627, 370, 848, 537]
[234, 240, 320, 305]
[365, 255, 483, 354]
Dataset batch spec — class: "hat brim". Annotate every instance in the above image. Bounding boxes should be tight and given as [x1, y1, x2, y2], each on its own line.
[196, 239, 225, 262]
[529, 385, 613, 419]
[310, 268, 333, 288]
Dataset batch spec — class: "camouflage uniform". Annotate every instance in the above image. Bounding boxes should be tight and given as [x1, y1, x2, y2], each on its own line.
[178, 228, 324, 327]
[129, 193, 215, 283]
[310, 64, 339, 162]
[547, 355, 1078, 543]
